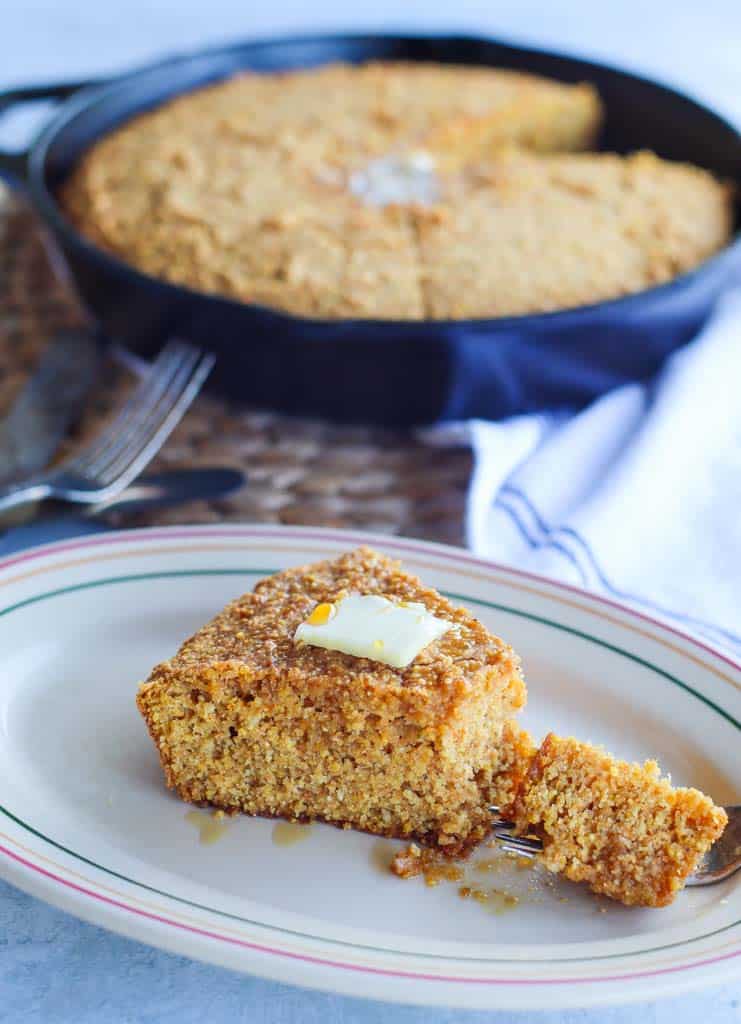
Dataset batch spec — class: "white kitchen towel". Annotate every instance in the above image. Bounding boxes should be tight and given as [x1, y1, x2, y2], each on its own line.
[435, 289, 741, 654]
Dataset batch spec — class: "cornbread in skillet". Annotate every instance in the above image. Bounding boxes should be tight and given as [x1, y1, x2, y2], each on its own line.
[61, 61, 733, 319]
[504, 733, 728, 907]
[61, 61, 598, 319]
[136, 547, 528, 853]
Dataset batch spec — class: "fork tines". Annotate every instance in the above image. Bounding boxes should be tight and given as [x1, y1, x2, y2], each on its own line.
[490, 805, 543, 858]
[65, 340, 214, 493]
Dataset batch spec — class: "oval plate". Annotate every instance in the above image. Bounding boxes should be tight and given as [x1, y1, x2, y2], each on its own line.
[0, 525, 737, 1010]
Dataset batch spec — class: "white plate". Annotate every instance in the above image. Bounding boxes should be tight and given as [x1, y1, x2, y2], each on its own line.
[0, 525, 737, 1011]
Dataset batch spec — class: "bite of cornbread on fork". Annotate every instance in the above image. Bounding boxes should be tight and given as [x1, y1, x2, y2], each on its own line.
[502, 733, 728, 907]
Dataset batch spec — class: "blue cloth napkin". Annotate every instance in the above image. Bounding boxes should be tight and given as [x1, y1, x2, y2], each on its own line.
[428, 288, 741, 654]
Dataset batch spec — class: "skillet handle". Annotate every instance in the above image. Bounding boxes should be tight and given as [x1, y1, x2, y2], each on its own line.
[0, 81, 93, 185]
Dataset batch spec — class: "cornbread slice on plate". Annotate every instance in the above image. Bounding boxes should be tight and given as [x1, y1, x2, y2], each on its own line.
[505, 733, 728, 907]
[137, 547, 527, 854]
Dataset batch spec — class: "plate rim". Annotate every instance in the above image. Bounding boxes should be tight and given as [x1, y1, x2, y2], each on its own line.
[0, 523, 738, 1010]
[1, 522, 739, 675]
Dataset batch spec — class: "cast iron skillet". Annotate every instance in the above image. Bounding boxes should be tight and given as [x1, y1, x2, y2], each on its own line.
[0, 34, 739, 426]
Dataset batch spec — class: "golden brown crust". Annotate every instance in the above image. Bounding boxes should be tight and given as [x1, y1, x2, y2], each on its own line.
[137, 546, 528, 853]
[505, 732, 727, 907]
[152, 546, 524, 702]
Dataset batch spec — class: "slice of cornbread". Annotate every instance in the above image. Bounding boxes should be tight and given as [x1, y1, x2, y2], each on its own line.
[372, 62, 601, 164]
[137, 547, 528, 854]
[416, 149, 733, 318]
[505, 733, 728, 906]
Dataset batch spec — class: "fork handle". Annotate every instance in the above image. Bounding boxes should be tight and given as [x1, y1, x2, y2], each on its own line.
[0, 480, 52, 512]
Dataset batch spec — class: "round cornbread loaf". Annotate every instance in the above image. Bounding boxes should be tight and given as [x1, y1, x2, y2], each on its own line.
[60, 61, 732, 320]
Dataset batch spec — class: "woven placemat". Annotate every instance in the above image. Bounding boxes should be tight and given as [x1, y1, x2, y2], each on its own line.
[0, 183, 472, 544]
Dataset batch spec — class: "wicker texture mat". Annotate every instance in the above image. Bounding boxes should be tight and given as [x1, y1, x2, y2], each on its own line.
[0, 184, 471, 544]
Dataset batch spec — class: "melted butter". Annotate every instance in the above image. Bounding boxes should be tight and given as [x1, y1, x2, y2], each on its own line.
[294, 593, 452, 669]
[349, 153, 439, 207]
[306, 602, 335, 626]
[272, 822, 313, 846]
[185, 810, 229, 846]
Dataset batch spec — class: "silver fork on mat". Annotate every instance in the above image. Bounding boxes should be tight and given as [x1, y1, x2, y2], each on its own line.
[491, 804, 741, 887]
[0, 340, 214, 512]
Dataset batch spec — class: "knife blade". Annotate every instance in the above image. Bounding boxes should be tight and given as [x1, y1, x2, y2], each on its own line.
[86, 467, 246, 519]
[0, 467, 247, 556]
[40, 467, 246, 521]
[0, 329, 101, 484]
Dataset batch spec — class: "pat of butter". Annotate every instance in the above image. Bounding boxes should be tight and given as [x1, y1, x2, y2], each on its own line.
[294, 593, 452, 669]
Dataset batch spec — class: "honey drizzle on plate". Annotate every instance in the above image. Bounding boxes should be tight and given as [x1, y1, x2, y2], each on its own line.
[459, 885, 520, 915]
[185, 810, 229, 845]
[272, 821, 313, 846]
[370, 840, 399, 872]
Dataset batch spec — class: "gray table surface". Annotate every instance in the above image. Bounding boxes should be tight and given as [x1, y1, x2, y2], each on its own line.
[1, 2, 740, 1021]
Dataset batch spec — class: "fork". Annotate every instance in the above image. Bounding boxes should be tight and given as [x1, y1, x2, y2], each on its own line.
[0, 340, 214, 512]
[491, 804, 741, 887]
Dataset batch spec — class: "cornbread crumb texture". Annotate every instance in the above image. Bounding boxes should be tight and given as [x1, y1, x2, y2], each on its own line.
[136, 546, 528, 854]
[506, 733, 727, 907]
[389, 842, 464, 886]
